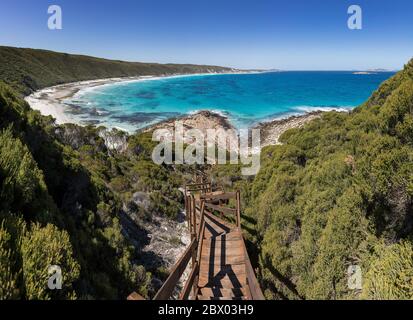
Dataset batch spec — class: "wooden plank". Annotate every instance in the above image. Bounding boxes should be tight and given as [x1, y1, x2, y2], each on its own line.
[198, 272, 247, 288]
[201, 242, 244, 258]
[154, 238, 197, 300]
[186, 183, 211, 192]
[204, 236, 243, 243]
[204, 221, 231, 235]
[200, 255, 245, 266]
[127, 292, 145, 300]
[214, 233, 242, 241]
[200, 247, 245, 259]
[203, 226, 229, 238]
[204, 203, 236, 216]
[199, 287, 248, 298]
[204, 211, 235, 230]
[197, 295, 247, 300]
[200, 255, 245, 268]
[199, 263, 247, 277]
[201, 192, 237, 201]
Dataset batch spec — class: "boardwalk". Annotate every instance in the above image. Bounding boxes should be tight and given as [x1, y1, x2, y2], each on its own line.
[129, 177, 264, 300]
[197, 213, 249, 300]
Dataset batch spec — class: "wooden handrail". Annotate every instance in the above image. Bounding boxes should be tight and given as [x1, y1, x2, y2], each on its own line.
[154, 238, 197, 300]
[201, 192, 237, 201]
[202, 191, 241, 227]
[185, 183, 211, 193]
[179, 262, 199, 300]
[193, 201, 207, 298]
[241, 238, 265, 300]
[149, 176, 264, 301]
[204, 202, 237, 216]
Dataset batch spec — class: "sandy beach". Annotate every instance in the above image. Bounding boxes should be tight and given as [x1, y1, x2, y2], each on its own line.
[25, 75, 332, 149]
[24, 71, 252, 128]
[24, 76, 169, 125]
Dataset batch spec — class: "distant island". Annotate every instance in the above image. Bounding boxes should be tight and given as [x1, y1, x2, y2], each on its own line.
[353, 68, 396, 75]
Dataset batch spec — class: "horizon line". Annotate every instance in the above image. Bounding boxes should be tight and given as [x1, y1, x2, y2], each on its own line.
[0, 44, 402, 73]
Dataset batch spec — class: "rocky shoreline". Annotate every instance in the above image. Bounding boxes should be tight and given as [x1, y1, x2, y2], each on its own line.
[25, 75, 330, 150]
[255, 111, 325, 147]
[143, 110, 327, 149]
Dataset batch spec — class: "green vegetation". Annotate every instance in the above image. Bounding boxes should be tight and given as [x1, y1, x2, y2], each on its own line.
[0, 78, 183, 299]
[0, 46, 225, 299]
[0, 46, 232, 96]
[211, 59, 413, 300]
[362, 241, 413, 299]
[1, 45, 412, 300]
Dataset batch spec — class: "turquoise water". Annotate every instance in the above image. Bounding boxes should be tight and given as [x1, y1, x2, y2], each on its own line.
[65, 71, 395, 132]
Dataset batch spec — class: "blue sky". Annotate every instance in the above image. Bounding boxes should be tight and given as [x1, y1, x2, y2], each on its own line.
[0, 0, 412, 70]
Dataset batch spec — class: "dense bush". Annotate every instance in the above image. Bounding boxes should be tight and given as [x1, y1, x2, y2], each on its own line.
[211, 60, 413, 300]
[362, 241, 413, 299]
[0, 80, 183, 299]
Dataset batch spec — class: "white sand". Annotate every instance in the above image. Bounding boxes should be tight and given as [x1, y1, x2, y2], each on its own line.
[23, 72, 247, 126]
[24, 77, 143, 125]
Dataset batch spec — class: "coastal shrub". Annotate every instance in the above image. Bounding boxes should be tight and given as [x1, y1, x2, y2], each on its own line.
[21, 223, 80, 300]
[362, 241, 413, 300]
[0, 127, 54, 220]
[0, 82, 162, 299]
[0, 222, 19, 299]
[239, 59, 413, 300]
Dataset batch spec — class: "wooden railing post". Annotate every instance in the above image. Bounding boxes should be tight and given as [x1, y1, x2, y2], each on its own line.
[236, 191, 241, 228]
[184, 187, 189, 230]
[192, 196, 197, 237]
[188, 195, 192, 233]
[153, 174, 265, 300]
[194, 200, 205, 298]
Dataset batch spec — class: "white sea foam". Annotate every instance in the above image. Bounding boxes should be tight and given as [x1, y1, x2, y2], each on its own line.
[255, 105, 353, 126]
[293, 105, 353, 113]
[26, 71, 364, 135]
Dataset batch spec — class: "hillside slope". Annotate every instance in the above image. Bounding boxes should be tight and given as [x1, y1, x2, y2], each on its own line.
[0, 79, 193, 299]
[235, 59, 413, 300]
[238, 60, 413, 299]
[0, 46, 233, 95]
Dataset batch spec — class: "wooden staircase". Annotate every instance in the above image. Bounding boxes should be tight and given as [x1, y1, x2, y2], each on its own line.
[129, 177, 264, 301]
[197, 213, 249, 300]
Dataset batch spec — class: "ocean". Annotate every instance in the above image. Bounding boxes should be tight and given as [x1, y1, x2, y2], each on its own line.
[64, 71, 395, 132]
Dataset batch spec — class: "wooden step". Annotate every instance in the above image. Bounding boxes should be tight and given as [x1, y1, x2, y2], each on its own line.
[197, 295, 247, 300]
[203, 235, 242, 243]
[199, 287, 248, 298]
[198, 265, 247, 288]
[204, 212, 234, 229]
[200, 254, 245, 266]
[212, 231, 242, 241]
[203, 227, 227, 239]
[201, 238, 244, 259]
[204, 221, 231, 234]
